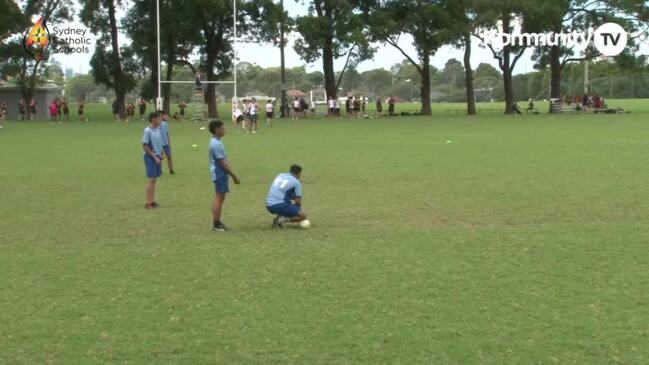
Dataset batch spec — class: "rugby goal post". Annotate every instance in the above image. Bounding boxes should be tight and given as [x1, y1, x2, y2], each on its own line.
[155, 0, 238, 118]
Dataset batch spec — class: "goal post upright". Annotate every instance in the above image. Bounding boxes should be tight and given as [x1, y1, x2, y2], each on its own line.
[155, 0, 238, 114]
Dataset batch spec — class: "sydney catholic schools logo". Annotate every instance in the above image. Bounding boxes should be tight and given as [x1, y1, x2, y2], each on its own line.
[23, 16, 50, 62]
[480, 22, 628, 57]
[22, 16, 92, 61]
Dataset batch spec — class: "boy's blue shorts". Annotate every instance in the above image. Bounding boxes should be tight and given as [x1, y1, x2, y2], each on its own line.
[267, 203, 301, 217]
[144, 155, 162, 178]
[163, 145, 172, 158]
[214, 177, 229, 194]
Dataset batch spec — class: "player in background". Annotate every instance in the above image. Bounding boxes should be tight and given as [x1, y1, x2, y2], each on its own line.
[266, 164, 308, 229]
[78, 99, 88, 122]
[160, 111, 175, 175]
[18, 99, 26, 121]
[112, 99, 120, 121]
[266, 98, 275, 127]
[62, 98, 70, 121]
[376, 96, 383, 118]
[29, 98, 36, 121]
[0, 99, 7, 124]
[232, 99, 244, 129]
[178, 100, 187, 122]
[49, 99, 59, 123]
[334, 97, 341, 118]
[249, 98, 259, 134]
[327, 96, 335, 117]
[292, 97, 300, 120]
[138, 98, 147, 121]
[243, 98, 252, 132]
[208, 120, 241, 232]
[142, 112, 165, 209]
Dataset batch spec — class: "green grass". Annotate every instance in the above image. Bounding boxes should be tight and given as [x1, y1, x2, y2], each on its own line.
[2, 102, 649, 364]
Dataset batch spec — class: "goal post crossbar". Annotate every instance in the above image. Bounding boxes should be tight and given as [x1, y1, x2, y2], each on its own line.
[159, 81, 236, 84]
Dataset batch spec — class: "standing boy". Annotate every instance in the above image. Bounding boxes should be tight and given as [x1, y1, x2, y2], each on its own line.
[208, 120, 241, 232]
[266, 99, 275, 127]
[142, 112, 165, 209]
[161, 112, 175, 175]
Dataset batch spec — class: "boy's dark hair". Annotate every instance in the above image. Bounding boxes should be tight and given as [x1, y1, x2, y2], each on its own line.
[290, 164, 302, 175]
[148, 111, 160, 123]
[209, 120, 224, 134]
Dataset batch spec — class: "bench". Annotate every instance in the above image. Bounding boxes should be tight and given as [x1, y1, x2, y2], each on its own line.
[445, 109, 466, 116]
[478, 108, 503, 115]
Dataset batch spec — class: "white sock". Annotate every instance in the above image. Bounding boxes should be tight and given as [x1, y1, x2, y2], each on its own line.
[277, 217, 291, 224]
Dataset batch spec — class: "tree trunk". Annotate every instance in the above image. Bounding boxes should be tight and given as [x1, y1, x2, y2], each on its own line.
[549, 44, 562, 101]
[107, 0, 126, 119]
[322, 36, 337, 100]
[463, 32, 476, 115]
[420, 53, 432, 115]
[204, 28, 219, 118]
[501, 15, 514, 115]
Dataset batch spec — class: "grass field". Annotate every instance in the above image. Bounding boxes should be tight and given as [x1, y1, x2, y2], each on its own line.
[2, 101, 649, 364]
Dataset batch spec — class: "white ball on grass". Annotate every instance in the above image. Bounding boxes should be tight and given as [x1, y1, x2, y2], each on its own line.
[300, 220, 312, 229]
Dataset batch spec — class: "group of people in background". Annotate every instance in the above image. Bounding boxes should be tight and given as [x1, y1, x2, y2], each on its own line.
[327, 95, 396, 118]
[232, 97, 268, 134]
[291, 97, 314, 120]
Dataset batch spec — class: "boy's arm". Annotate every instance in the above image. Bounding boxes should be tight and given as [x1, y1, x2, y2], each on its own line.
[216, 159, 240, 184]
[142, 144, 161, 164]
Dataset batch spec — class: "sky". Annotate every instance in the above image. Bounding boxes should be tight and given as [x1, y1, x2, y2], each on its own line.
[49, 0, 643, 77]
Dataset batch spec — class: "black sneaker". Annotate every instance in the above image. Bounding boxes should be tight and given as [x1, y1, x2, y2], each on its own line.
[213, 222, 227, 232]
[170, 170, 175, 175]
[272, 217, 283, 230]
[151, 202, 161, 209]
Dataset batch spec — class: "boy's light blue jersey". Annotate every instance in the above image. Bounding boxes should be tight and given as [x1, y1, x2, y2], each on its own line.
[266, 173, 302, 206]
[161, 120, 170, 146]
[209, 137, 228, 181]
[142, 126, 164, 156]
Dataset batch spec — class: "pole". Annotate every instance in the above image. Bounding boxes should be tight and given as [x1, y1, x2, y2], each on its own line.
[233, 0, 237, 103]
[279, 0, 287, 117]
[155, 0, 162, 110]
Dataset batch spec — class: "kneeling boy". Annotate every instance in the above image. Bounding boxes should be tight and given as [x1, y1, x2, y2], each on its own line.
[266, 164, 307, 229]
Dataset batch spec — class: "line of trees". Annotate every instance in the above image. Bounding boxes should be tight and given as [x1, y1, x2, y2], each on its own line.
[1, 0, 648, 117]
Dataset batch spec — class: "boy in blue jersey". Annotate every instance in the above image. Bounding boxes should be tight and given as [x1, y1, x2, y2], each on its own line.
[266, 165, 307, 229]
[209, 120, 241, 232]
[142, 112, 165, 209]
[160, 111, 175, 175]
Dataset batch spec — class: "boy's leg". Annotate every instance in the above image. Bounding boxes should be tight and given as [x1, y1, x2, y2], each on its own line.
[146, 178, 157, 206]
[212, 192, 226, 230]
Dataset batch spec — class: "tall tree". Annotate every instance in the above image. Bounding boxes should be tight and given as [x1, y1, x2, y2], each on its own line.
[294, 0, 373, 100]
[368, 0, 461, 115]
[473, 0, 531, 114]
[80, 0, 137, 119]
[528, 0, 648, 102]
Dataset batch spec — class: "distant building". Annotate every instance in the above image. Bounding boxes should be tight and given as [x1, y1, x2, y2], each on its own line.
[0, 84, 64, 120]
[65, 68, 74, 79]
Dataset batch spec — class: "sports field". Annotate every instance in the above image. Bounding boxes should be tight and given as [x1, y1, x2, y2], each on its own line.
[1, 100, 649, 363]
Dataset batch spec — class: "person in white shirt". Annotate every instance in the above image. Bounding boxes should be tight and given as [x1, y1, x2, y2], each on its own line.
[292, 98, 300, 120]
[327, 97, 335, 117]
[248, 98, 259, 134]
[232, 102, 244, 129]
[266, 99, 275, 127]
[333, 97, 341, 118]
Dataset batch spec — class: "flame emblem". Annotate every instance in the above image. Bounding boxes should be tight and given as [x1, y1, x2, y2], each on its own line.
[23, 17, 50, 61]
